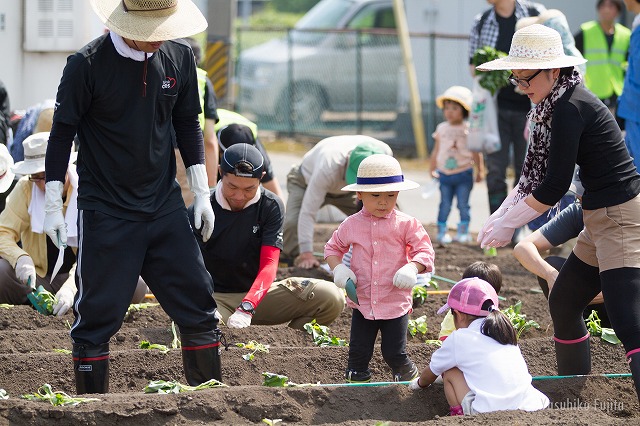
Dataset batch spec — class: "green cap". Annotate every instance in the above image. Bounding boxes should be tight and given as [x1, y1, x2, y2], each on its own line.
[345, 142, 389, 184]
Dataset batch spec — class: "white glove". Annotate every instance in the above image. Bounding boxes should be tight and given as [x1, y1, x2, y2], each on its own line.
[332, 263, 356, 289]
[15, 256, 37, 289]
[477, 187, 520, 244]
[44, 181, 67, 248]
[393, 263, 419, 289]
[408, 377, 427, 390]
[52, 284, 75, 316]
[227, 310, 252, 328]
[186, 164, 215, 242]
[480, 200, 541, 248]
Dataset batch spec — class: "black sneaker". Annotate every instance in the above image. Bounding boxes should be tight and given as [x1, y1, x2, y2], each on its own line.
[345, 369, 371, 383]
[393, 364, 419, 382]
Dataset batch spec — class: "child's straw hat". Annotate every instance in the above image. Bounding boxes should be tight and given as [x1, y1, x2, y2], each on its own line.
[342, 154, 418, 192]
[476, 24, 586, 71]
[436, 86, 473, 112]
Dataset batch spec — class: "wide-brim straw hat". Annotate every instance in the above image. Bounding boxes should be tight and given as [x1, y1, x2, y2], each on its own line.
[12, 132, 77, 176]
[90, 0, 207, 42]
[342, 154, 419, 192]
[476, 24, 587, 71]
[436, 86, 473, 112]
[0, 144, 15, 193]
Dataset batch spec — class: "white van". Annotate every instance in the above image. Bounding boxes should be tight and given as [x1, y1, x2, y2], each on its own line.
[236, 0, 400, 125]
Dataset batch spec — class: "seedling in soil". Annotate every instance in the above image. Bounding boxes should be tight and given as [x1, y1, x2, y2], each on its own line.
[424, 339, 442, 347]
[503, 301, 540, 338]
[236, 340, 270, 361]
[411, 278, 440, 307]
[0, 389, 8, 399]
[27, 286, 57, 315]
[408, 315, 428, 337]
[170, 321, 181, 349]
[21, 384, 99, 406]
[53, 348, 72, 355]
[262, 419, 282, 425]
[139, 340, 170, 354]
[585, 310, 621, 345]
[262, 372, 297, 387]
[303, 319, 348, 347]
[124, 302, 159, 320]
[0, 304, 13, 309]
[144, 379, 227, 394]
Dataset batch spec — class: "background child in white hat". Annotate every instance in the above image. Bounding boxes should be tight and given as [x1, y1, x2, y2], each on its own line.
[324, 154, 435, 383]
[430, 85, 484, 245]
[409, 277, 549, 416]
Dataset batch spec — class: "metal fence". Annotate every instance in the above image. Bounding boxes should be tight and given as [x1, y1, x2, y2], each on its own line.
[233, 27, 471, 155]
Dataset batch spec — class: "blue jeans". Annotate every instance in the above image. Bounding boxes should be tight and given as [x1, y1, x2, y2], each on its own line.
[437, 168, 473, 224]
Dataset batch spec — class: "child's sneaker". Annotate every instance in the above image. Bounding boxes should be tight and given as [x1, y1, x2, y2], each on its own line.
[345, 369, 371, 383]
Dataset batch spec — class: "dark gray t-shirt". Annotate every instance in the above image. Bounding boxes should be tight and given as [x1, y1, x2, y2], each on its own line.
[539, 202, 583, 247]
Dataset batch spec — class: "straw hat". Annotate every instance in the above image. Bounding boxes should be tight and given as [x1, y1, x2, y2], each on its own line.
[345, 142, 392, 185]
[342, 154, 419, 192]
[0, 144, 15, 193]
[90, 0, 207, 42]
[436, 86, 473, 112]
[12, 132, 77, 176]
[476, 24, 587, 71]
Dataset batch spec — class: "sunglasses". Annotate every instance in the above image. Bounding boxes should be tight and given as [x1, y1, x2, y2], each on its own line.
[28, 173, 46, 182]
[508, 69, 543, 88]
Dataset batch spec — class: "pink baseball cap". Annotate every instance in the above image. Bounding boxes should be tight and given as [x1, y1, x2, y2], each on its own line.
[437, 277, 499, 317]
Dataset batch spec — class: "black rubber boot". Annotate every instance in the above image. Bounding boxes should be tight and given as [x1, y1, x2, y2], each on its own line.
[627, 351, 640, 403]
[73, 342, 110, 394]
[554, 336, 591, 375]
[181, 329, 222, 386]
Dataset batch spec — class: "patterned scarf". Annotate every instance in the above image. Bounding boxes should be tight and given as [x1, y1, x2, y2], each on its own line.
[513, 69, 582, 205]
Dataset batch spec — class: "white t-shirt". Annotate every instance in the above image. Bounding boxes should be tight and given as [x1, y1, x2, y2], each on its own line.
[429, 318, 549, 413]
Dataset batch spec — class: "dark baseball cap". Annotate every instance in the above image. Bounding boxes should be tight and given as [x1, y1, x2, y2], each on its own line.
[220, 143, 264, 179]
[218, 124, 255, 151]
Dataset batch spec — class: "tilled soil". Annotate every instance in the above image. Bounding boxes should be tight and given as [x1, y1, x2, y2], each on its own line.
[0, 224, 637, 425]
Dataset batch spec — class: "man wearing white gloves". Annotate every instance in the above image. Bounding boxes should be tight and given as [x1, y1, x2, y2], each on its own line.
[44, 0, 222, 394]
[191, 143, 344, 330]
[324, 154, 435, 382]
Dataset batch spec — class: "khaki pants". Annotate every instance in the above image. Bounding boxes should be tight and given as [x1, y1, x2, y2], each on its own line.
[283, 165, 359, 258]
[214, 277, 345, 330]
[574, 194, 640, 271]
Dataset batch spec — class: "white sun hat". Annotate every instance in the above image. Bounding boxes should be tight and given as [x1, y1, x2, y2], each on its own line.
[476, 24, 587, 71]
[90, 0, 207, 42]
[436, 86, 473, 112]
[342, 154, 419, 192]
[11, 132, 78, 176]
[0, 144, 15, 193]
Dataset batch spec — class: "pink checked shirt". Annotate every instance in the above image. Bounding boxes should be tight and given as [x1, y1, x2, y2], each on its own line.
[324, 209, 435, 320]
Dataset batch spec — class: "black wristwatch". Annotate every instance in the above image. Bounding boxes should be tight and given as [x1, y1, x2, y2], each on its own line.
[238, 301, 256, 316]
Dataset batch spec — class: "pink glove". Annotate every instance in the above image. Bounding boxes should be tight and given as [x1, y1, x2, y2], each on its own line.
[477, 188, 519, 244]
[480, 200, 541, 248]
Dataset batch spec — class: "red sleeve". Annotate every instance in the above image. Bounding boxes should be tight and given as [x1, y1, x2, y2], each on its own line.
[242, 245, 280, 309]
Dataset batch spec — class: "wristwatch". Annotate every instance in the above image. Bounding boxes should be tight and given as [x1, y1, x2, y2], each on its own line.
[238, 301, 256, 316]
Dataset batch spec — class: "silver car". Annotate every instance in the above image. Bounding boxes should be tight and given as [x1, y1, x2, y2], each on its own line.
[236, 0, 401, 126]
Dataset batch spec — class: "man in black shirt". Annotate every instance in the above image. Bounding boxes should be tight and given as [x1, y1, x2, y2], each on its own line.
[44, 0, 220, 393]
[190, 144, 344, 330]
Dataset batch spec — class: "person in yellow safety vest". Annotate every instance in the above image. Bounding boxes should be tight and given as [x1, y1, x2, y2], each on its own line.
[574, 0, 630, 113]
[214, 109, 285, 201]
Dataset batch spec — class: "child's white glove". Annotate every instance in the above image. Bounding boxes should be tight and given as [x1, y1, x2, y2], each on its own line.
[393, 263, 418, 289]
[332, 263, 356, 289]
[408, 377, 428, 390]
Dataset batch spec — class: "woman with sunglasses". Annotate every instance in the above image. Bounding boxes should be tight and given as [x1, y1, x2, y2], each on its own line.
[476, 24, 640, 403]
